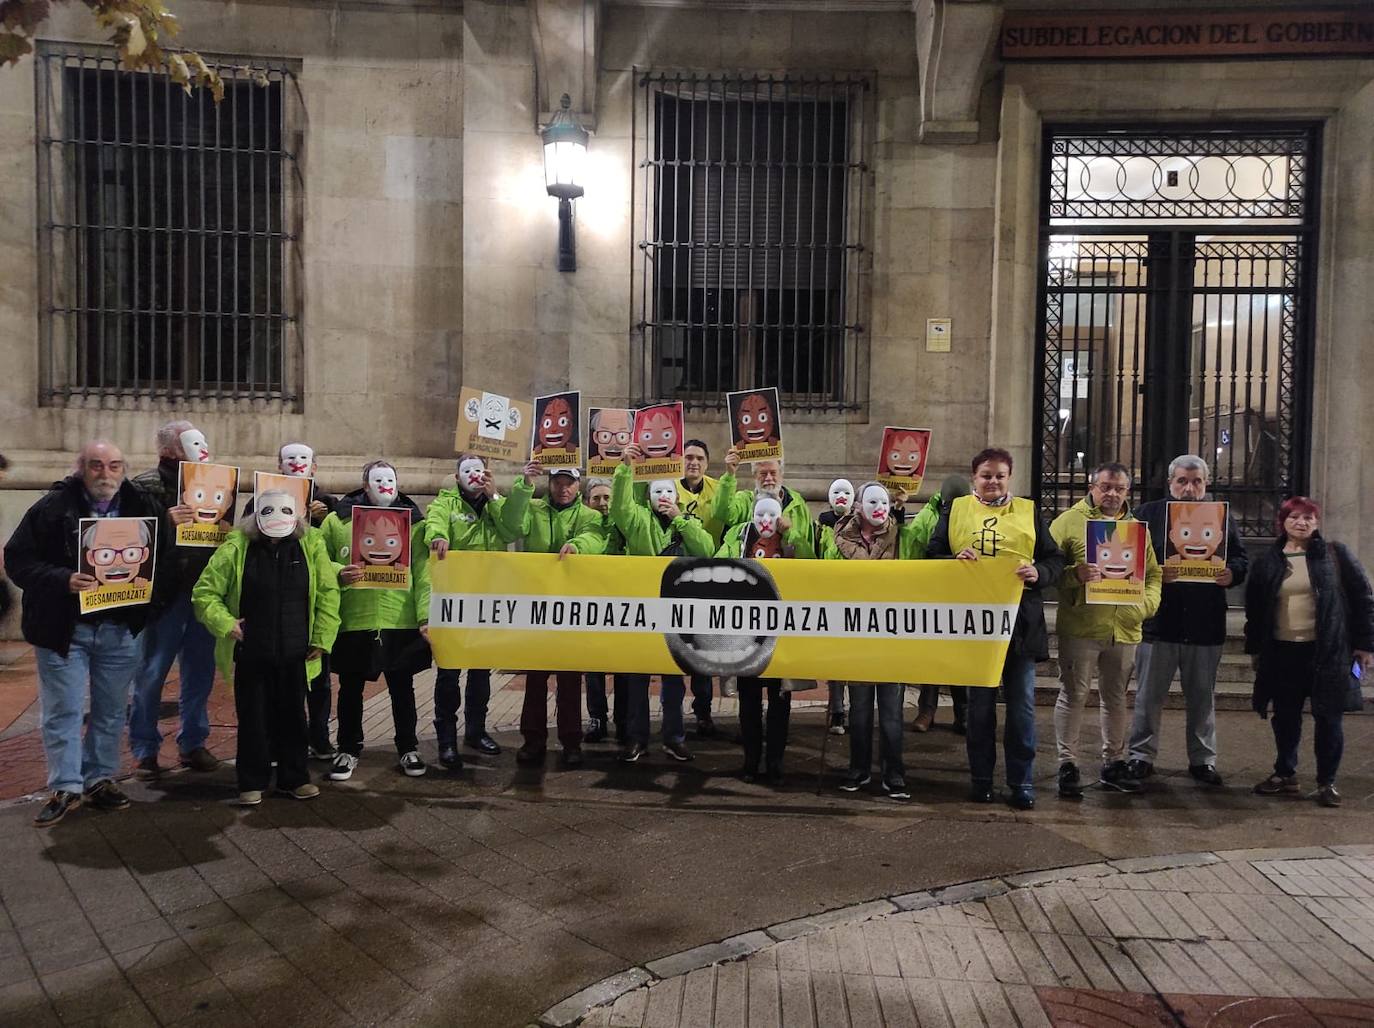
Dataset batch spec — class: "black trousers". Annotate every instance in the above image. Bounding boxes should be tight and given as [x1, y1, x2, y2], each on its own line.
[739, 678, 791, 773]
[434, 667, 492, 743]
[235, 657, 310, 792]
[337, 671, 419, 757]
[307, 655, 333, 752]
[690, 675, 714, 720]
[585, 673, 628, 727]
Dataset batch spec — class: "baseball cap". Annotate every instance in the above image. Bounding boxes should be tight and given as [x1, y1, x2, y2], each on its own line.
[549, 468, 582, 480]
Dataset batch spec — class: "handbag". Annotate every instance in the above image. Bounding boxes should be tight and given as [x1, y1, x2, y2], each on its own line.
[1329, 546, 1366, 713]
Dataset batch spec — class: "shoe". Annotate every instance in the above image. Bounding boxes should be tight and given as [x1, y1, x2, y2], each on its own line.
[620, 742, 648, 764]
[739, 766, 760, 783]
[838, 772, 871, 793]
[516, 744, 546, 765]
[33, 791, 81, 828]
[283, 783, 320, 800]
[828, 712, 847, 736]
[1125, 758, 1154, 781]
[1058, 762, 1084, 799]
[1189, 764, 1225, 787]
[911, 709, 935, 734]
[766, 766, 785, 788]
[584, 718, 608, 743]
[1008, 790, 1035, 811]
[1255, 773, 1299, 795]
[327, 753, 359, 781]
[696, 716, 717, 739]
[663, 739, 694, 762]
[438, 743, 463, 770]
[309, 744, 337, 761]
[398, 751, 427, 777]
[951, 720, 966, 736]
[561, 747, 585, 769]
[84, 779, 131, 811]
[179, 748, 220, 773]
[133, 756, 161, 781]
[968, 783, 995, 804]
[238, 791, 263, 806]
[882, 777, 911, 801]
[466, 734, 502, 756]
[1099, 761, 1143, 794]
[1317, 784, 1342, 808]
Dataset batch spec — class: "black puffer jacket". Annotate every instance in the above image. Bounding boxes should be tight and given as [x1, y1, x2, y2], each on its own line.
[1244, 533, 1374, 717]
[4, 476, 170, 655]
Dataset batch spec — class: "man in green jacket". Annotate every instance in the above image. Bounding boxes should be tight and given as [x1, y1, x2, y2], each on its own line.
[424, 454, 516, 765]
[501, 463, 607, 768]
[1050, 461, 1162, 799]
[580, 477, 627, 743]
[712, 448, 813, 556]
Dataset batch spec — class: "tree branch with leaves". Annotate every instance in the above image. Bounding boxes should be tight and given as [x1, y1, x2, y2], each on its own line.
[1, 0, 223, 100]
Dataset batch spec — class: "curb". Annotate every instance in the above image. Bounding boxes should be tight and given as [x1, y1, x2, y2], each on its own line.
[535, 844, 1374, 1026]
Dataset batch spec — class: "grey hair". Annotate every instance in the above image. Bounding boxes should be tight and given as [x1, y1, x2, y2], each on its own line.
[584, 477, 611, 494]
[1090, 461, 1132, 486]
[242, 492, 307, 541]
[361, 459, 396, 484]
[1167, 454, 1210, 482]
[156, 420, 195, 455]
[81, 518, 152, 550]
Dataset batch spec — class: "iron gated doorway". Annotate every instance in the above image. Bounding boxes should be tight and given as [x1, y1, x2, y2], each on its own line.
[1033, 126, 1319, 538]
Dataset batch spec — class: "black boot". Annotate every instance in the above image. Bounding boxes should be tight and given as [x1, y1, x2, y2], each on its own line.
[436, 723, 463, 770]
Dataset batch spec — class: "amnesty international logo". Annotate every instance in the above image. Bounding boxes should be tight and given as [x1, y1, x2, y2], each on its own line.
[975, 517, 1003, 557]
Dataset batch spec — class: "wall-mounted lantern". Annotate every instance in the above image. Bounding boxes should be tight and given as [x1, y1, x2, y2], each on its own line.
[540, 93, 588, 272]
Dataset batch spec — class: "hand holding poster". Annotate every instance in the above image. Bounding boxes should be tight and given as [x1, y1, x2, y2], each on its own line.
[175, 461, 238, 547]
[1165, 501, 1229, 582]
[876, 427, 932, 498]
[631, 402, 685, 481]
[77, 517, 158, 614]
[350, 506, 412, 590]
[726, 387, 783, 464]
[1084, 519, 1148, 605]
[456, 387, 534, 462]
[531, 391, 582, 468]
[588, 407, 635, 476]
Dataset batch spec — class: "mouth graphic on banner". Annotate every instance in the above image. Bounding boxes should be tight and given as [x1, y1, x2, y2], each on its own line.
[659, 558, 780, 677]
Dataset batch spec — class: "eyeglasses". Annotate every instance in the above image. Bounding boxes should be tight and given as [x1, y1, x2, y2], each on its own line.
[88, 545, 148, 566]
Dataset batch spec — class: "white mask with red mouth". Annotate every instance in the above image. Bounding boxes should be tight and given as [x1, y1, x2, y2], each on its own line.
[752, 497, 782, 539]
[180, 429, 210, 463]
[365, 465, 398, 507]
[828, 478, 854, 516]
[859, 484, 891, 528]
[279, 443, 314, 478]
[649, 479, 678, 515]
[457, 458, 486, 496]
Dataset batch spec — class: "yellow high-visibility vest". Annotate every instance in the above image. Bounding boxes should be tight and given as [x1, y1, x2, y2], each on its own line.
[948, 494, 1038, 563]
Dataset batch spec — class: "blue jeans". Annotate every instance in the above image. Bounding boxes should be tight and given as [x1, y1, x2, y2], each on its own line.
[966, 651, 1038, 792]
[847, 682, 905, 779]
[36, 621, 142, 794]
[128, 591, 218, 759]
[626, 674, 686, 745]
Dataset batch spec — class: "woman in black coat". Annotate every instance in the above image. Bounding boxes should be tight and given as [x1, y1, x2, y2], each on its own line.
[1245, 496, 1374, 808]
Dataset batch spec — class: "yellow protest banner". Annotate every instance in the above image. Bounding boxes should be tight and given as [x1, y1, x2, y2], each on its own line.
[428, 551, 1023, 685]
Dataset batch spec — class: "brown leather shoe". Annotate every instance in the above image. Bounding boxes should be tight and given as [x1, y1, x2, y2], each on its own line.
[911, 709, 935, 734]
[179, 748, 220, 773]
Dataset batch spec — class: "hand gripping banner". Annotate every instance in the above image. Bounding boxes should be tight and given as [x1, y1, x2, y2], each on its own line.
[428, 552, 1024, 686]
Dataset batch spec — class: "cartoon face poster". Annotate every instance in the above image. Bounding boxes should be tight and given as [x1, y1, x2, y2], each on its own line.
[1084, 519, 1148, 605]
[455, 386, 533, 462]
[174, 461, 239, 547]
[631, 402, 685, 481]
[1165, 501, 1229, 583]
[530, 391, 582, 469]
[587, 407, 635, 477]
[253, 472, 311, 531]
[726, 387, 783, 464]
[876, 427, 932, 498]
[77, 517, 158, 614]
[349, 506, 412, 590]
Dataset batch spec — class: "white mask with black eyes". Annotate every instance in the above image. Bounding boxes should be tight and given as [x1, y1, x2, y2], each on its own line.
[256, 491, 297, 538]
[860, 484, 891, 527]
[828, 479, 854, 515]
[365, 465, 397, 507]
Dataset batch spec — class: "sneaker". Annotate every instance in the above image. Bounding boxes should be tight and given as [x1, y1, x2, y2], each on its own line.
[1254, 773, 1299, 795]
[238, 790, 263, 806]
[1125, 758, 1154, 781]
[584, 718, 608, 744]
[1189, 764, 1225, 787]
[1008, 790, 1035, 811]
[134, 756, 161, 781]
[663, 739, 694, 762]
[882, 777, 911, 801]
[327, 753, 359, 781]
[309, 745, 337, 761]
[84, 779, 131, 811]
[828, 712, 847, 736]
[33, 791, 81, 828]
[620, 742, 648, 764]
[398, 751, 427, 777]
[1317, 784, 1342, 808]
[1058, 762, 1084, 799]
[911, 709, 935, 734]
[179, 748, 220, 773]
[1099, 761, 1143, 794]
[283, 783, 320, 800]
[696, 716, 717, 739]
[838, 772, 871, 793]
